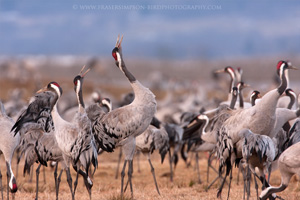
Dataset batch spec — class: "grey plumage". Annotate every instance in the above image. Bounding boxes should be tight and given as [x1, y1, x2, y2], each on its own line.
[286, 119, 300, 148]
[0, 100, 20, 196]
[11, 90, 56, 135]
[136, 125, 169, 163]
[240, 129, 276, 168]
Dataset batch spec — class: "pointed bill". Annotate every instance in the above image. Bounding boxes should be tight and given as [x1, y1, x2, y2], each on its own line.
[36, 85, 48, 94]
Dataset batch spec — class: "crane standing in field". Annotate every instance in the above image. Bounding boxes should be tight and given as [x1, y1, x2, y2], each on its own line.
[0, 101, 19, 200]
[86, 35, 157, 199]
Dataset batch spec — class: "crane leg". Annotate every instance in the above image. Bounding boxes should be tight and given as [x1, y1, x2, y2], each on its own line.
[242, 166, 246, 200]
[148, 158, 160, 195]
[267, 165, 272, 184]
[217, 160, 231, 199]
[6, 170, 9, 200]
[128, 160, 134, 199]
[77, 169, 92, 200]
[73, 170, 79, 195]
[136, 151, 141, 173]
[35, 164, 42, 200]
[43, 166, 46, 184]
[0, 169, 3, 200]
[237, 163, 241, 185]
[115, 148, 122, 179]
[53, 163, 58, 199]
[195, 153, 202, 184]
[246, 164, 251, 200]
[253, 173, 259, 200]
[168, 150, 173, 182]
[56, 169, 63, 200]
[207, 152, 211, 183]
[66, 168, 75, 200]
[226, 166, 233, 200]
[120, 160, 128, 199]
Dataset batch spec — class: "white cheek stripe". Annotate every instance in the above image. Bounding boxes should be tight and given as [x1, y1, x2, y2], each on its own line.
[280, 63, 285, 78]
[228, 68, 236, 79]
[116, 52, 123, 72]
[77, 81, 81, 94]
[52, 84, 61, 97]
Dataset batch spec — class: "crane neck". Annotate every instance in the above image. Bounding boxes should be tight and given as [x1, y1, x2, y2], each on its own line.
[238, 90, 244, 109]
[230, 88, 238, 109]
[51, 103, 65, 128]
[228, 70, 236, 94]
[260, 184, 287, 200]
[287, 91, 296, 110]
[76, 88, 85, 113]
[202, 118, 209, 135]
[277, 69, 288, 95]
[251, 96, 256, 106]
[119, 58, 136, 83]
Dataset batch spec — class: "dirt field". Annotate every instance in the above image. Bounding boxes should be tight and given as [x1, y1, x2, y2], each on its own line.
[0, 150, 299, 200]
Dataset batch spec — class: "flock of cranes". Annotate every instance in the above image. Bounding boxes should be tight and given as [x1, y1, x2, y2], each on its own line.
[0, 35, 300, 200]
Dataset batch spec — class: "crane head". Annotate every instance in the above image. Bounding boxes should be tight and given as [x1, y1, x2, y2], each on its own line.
[276, 60, 298, 76]
[37, 81, 63, 98]
[73, 65, 90, 93]
[112, 35, 124, 68]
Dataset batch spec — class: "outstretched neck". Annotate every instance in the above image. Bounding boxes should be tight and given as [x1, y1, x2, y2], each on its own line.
[77, 89, 85, 113]
[120, 60, 136, 83]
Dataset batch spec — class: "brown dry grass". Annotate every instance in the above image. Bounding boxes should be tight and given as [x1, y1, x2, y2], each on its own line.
[1, 151, 300, 200]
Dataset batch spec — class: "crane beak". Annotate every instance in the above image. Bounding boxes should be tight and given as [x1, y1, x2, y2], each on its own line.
[79, 65, 90, 77]
[79, 65, 86, 75]
[115, 34, 124, 48]
[287, 61, 298, 70]
[36, 86, 48, 94]
[214, 69, 225, 74]
[244, 83, 250, 88]
[288, 66, 298, 70]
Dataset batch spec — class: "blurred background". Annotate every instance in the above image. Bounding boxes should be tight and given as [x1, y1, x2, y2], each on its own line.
[1, 0, 300, 113]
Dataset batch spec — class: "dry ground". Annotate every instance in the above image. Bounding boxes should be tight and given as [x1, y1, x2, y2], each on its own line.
[0, 151, 300, 200]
